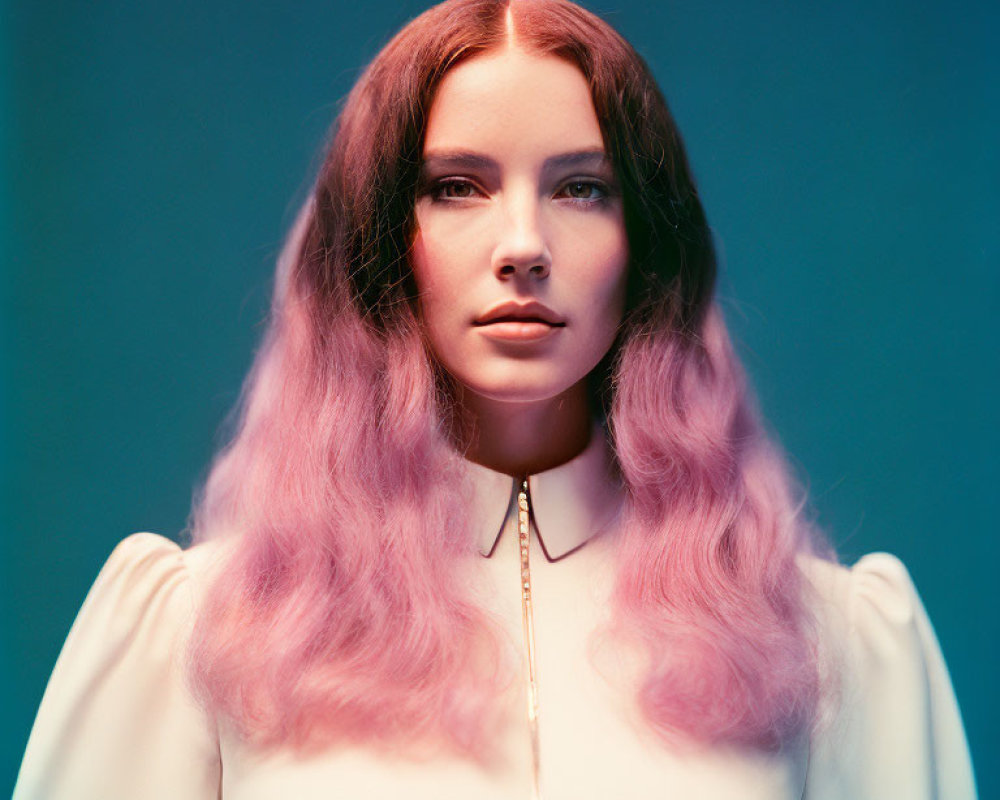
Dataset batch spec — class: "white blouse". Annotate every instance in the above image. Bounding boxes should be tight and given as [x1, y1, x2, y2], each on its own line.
[15, 427, 977, 799]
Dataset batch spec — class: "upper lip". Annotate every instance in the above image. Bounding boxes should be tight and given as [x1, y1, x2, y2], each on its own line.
[473, 300, 566, 326]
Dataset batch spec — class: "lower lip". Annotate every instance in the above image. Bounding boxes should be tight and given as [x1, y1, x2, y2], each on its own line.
[474, 321, 563, 341]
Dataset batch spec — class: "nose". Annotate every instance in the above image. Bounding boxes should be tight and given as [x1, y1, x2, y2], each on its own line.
[491, 191, 552, 282]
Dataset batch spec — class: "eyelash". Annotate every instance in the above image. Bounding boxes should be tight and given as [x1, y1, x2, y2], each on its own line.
[426, 178, 612, 206]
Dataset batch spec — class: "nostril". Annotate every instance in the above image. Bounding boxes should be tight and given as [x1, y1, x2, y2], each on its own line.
[496, 262, 549, 278]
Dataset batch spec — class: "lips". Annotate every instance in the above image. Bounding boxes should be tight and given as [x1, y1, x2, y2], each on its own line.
[473, 300, 566, 327]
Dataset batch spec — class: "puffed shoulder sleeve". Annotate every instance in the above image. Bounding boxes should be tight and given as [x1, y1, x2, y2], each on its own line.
[804, 552, 977, 799]
[14, 533, 222, 800]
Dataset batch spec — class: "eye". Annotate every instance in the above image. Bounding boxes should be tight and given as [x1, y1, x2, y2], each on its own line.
[428, 179, 481, 201]
[557, 179, 610, 203]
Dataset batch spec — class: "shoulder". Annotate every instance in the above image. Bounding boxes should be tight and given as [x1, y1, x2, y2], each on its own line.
[798, 550, 923, 635]
[798, 551, 977, 798]
[14, 532, 227, 798]
[801, 548, 960, 708]
[798, 550, 937, 682]
[100, 530, 230, 594]
[104, 528, 228, 572]
[75, 532, 231, 645]
[81, 532, 192, 634]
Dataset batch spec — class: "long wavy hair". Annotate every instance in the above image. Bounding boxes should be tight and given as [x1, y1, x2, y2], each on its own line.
[187, 0, 833, 760]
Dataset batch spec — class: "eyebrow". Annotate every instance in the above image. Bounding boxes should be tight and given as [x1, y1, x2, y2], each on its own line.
[420, 147, 610, 172]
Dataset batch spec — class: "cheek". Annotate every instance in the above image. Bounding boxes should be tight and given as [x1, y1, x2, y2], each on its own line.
[410, 230, 453, 329]
[409, 229, 435, 297]
[567, 225, 629, 332]
[409, 229, 471, 376]
[410, 223, 477, 306]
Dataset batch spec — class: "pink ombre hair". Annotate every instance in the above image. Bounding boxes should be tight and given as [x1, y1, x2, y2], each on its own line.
[187, 0, 834, 758]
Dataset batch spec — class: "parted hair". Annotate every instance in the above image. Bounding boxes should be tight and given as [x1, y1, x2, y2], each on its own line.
[187, 0, 832, 759]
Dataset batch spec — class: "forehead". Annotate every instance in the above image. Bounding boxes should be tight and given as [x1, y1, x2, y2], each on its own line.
[422, 47, 605, 160]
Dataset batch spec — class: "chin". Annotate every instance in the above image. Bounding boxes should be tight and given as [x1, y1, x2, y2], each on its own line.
[460, 377, 575, 406]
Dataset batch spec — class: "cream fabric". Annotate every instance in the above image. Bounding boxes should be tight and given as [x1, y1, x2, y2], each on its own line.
[15, 428, 977, 799]
[467, 421, 625, 560]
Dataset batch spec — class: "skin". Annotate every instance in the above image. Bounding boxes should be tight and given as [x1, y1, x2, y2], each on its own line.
[410, 45, 629, 477]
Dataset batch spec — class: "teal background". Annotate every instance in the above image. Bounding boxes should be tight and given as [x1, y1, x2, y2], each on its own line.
[3, 0, 996, 794]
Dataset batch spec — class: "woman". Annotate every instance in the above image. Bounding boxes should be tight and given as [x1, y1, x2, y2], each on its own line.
[15, 0, 976, 797]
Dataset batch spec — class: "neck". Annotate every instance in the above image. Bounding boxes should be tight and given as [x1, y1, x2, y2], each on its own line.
[450, 380, 594, 478]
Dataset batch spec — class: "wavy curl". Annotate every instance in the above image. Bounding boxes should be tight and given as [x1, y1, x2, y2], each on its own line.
[186, 0, 834, 760]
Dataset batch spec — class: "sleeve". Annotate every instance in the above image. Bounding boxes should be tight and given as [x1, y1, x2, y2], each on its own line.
[804, 552, 977, 800]
[13, 533, 222, 800]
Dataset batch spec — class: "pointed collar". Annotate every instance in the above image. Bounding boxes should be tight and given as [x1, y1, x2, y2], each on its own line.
[460, 421, 626, 563]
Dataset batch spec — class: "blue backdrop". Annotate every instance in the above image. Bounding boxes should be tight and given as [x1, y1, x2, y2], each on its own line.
[3, 0, 996, 794]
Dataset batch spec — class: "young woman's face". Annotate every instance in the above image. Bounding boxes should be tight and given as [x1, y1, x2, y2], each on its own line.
[410, 47, 628, 406]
